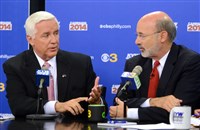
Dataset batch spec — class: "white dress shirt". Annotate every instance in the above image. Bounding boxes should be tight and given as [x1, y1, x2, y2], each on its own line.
[34, 52, 58, 114]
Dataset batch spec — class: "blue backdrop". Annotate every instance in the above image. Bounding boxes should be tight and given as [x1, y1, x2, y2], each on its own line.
[0, 0, 200, 119]
[0, 0, 28, 113]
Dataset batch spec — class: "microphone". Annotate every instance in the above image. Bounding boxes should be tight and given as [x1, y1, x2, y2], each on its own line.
[26, 68, 58, 120]
[39, 78, 44, 89]
[117, 65, 143, 100]
[36, 69, 50, 88]
[116, 65, 142, 118]
[35, 68, 50, 114]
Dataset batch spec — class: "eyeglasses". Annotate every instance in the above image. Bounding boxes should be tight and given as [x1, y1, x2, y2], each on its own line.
[136, 31, 161, 40]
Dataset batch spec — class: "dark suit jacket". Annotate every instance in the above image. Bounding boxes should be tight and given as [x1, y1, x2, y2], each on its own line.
[3, 49, 97, 118]
[116, 43, 200, 123]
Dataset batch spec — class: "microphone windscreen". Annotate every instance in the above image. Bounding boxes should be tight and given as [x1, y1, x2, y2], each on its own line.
[132, 65, 143, 75]
[36, 69, 50, 87]
[120, 65, 142, 90]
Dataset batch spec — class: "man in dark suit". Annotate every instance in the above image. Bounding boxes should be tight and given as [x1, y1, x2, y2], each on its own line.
[109, 11, 200, 123]
[3, 11, 104, 118]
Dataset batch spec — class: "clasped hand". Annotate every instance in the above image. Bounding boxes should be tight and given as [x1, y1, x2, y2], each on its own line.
[109, 95, 182, 118]
[150, 95, 182, 112]
[55, 77, 102, 115]
[109, 98, 127, 118]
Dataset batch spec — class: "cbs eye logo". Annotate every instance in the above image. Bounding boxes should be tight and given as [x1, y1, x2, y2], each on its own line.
[101, 53, 118, 62]
[0, 82, 5, 92]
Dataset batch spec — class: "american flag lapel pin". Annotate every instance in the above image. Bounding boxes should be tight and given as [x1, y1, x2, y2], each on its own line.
[62, 74, 67, 78]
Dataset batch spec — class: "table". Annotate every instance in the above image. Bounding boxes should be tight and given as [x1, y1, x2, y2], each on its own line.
[0, 117, 199, 130]
[1, 117, 107, 130]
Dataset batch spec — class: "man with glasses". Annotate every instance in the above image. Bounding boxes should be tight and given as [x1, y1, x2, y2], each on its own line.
[109, 11, 200, 123]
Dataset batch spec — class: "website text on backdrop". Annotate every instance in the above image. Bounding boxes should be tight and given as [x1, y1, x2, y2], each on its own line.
[3, 11, 107, 119]
[109, 11, 200, 124]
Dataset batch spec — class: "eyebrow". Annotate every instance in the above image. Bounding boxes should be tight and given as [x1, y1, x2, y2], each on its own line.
[136, 32, 144, 35]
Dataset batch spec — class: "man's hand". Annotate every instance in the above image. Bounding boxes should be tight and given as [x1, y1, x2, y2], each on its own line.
[150, 95, 182, 112]
[56, 122, 84, 130]
[55, 97, 88, 115]
[109, 97, 126, 118]
[194, 109, 200, 117]
[88, 76, 102, 104]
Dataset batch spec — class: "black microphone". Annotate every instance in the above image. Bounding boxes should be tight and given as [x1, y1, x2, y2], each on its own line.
[117, 65, 143, 101]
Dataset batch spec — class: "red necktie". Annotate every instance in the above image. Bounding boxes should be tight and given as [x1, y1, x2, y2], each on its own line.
[148, 61, 160, 98]
[43, 62, 55, 101]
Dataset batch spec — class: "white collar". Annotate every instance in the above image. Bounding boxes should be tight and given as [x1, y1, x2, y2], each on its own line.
[152, 50, 170, 68]
[34, 51, 56, 68]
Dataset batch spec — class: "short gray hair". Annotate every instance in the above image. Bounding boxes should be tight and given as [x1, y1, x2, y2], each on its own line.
[155, 17, 176, 42]
[24, 11, 60, 38]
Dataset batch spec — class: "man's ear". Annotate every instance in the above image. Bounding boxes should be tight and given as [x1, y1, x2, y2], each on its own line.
[26, 35, 34, 46]
[160, 31, 168, 43]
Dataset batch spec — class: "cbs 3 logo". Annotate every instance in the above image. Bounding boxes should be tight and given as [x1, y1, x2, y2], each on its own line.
[101, 53, 118, 62]
[0, 82, 5, 92]
[88, 110, 92, 118]
[88, 110, 105, 119]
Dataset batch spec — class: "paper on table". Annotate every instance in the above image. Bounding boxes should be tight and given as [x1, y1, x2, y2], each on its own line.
[0, 113, 15, 121]
[191, 116, 200, 127]
[121, 123, 175, 129]
[97, 121, 137, 128]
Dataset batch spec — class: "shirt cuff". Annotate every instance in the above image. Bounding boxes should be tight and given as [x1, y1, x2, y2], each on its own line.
[140, 98, 150, 107]
[127, 108, 139, 119]
[44, 101, 57, 114]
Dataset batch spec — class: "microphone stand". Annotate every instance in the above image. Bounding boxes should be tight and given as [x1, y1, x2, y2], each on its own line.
[123, 100, 127, 118]
[117, 82, 130, 118]
[116, 81, 130, 102]
[36, 87, 43, 114]
[36, 78, 44, 114]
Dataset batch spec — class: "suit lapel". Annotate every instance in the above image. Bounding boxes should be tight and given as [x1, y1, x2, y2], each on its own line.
[157, 44, 178, 96]
[24, 50, 40, 86]
[24, 50, 48, 99]
[56, 51, 71, 101]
